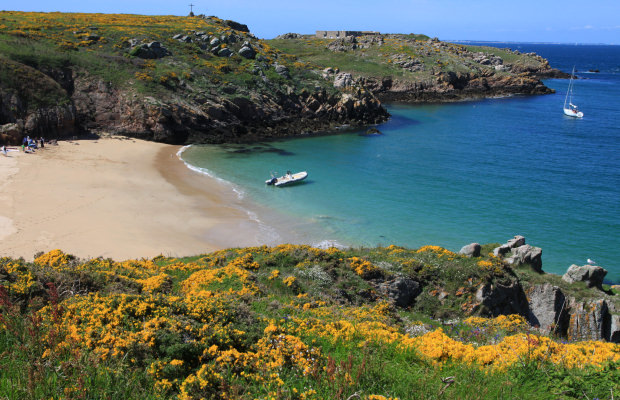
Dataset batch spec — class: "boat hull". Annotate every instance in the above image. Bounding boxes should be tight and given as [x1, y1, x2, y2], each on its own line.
[563, 108, 583, 118]
[265, 171, 308, 187]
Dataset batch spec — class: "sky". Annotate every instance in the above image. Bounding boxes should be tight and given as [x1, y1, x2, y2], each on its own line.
[7, 0, 620, 44]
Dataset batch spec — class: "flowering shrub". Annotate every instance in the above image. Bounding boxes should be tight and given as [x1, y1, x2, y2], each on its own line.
[347, 256, 382, 279]
[34, 249, 74, 268]
[1, 244, 618, 399]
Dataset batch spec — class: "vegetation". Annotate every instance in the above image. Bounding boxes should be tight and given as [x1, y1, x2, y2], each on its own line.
[0, 11, 331, 108]
[0, 11, 552, 117]
[267, 35, 548, 83]
[1, 245, 618, 399]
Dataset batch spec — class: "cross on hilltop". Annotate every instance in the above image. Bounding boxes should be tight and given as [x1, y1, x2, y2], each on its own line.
[189, 3, 195, 13]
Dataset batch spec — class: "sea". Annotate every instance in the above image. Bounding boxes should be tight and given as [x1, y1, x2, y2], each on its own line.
[180, 43, 620, 283]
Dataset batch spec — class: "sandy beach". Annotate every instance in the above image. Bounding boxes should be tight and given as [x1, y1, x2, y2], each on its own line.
[0, 137, 275, 261]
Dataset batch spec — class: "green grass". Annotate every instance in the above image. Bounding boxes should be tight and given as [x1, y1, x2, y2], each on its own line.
[267, 36, 550, 86]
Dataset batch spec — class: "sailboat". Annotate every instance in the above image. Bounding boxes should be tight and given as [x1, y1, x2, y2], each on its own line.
[563, 67, 584, 118]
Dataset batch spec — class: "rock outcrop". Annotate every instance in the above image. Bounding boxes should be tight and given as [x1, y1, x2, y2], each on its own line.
[459, 243, 481, 258]
[562, 264, 608, 288]
[493, 236, 542, 272]
[526, 283, 569, 334]
[128, 42, 171, 59]
[362, 74, 552, 103]
[65, 70, 388, 144]
[525, 283, 618, 342]
[275, 33, 304, 39]
[475, 280, 529, 316]
[376, 276, 422, 308]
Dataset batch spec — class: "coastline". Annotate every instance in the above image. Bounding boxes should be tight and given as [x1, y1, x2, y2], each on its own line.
[0, 137, 285, 261]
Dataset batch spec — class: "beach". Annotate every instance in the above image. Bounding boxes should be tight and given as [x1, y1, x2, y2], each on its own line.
[0, 137, 274, 261]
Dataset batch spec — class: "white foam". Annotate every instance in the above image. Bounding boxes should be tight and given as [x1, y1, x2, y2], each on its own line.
[312, 239, 348, 250]
[176, 145, 245, 200]
[176, 144, 192, 158]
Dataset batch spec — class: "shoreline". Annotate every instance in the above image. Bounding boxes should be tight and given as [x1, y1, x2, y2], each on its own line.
[0, 137, 286, 261]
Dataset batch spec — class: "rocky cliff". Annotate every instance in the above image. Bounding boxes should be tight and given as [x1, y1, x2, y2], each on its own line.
[461, 236, 620, 342]
[0, 12, 387, 145]
[271, 35, 566, 103]
[1, 12, 566, 145]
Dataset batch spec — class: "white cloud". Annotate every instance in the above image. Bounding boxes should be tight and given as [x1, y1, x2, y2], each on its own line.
[569, 25, 596, 31]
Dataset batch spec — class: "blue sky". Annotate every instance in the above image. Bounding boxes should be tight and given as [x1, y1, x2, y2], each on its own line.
[9, 0, 620, 43]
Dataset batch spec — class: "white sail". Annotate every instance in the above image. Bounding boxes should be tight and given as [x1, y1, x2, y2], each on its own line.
[563, 67, 583, 118]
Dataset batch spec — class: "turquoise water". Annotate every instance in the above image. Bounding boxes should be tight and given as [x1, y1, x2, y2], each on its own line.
[181, 43, 620, 282]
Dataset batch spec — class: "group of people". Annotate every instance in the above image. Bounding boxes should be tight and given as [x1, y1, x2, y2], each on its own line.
[1, 136, 48, 156]
[21, 136, 45, 153]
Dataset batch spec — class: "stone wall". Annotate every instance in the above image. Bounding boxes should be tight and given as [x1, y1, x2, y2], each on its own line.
[315, 30, 379, 39]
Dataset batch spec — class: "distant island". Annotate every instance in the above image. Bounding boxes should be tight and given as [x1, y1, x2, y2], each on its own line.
[1, 11, 566, 146]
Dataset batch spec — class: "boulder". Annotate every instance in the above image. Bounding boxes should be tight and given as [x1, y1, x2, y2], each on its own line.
[223, 19, 249, 32]
[238, 46, 256, 59]
[505, 244, 543, 272]
[0, 122, 24, 144]
[275, 33, 303, 39]
[333, 72, 353, 88]
[562, 264, 607, 288]
[507, 235, 525, 248]
[492, 236, 542, 272]
[459, 243, 481, 257]
[210, 37, 220, 47]
[129, 42, 170, 59]
[377, 277, 421, 308]
[492, 244, 511, 257]
[217, 48, 232, 57]
[274, 65, 290, 79]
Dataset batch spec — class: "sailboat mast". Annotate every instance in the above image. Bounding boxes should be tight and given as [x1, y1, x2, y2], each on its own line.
[564, 66, 575, 109]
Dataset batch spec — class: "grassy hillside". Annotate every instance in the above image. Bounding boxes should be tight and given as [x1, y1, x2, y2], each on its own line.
[268, 35, 550, 83]
[0, 12, 558, 144]
[1, 245, 618, 399]
[0, 12, 553, 108]
[0, 12, 331, 110]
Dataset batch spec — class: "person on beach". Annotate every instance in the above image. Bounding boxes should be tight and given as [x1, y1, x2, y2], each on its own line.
[2, 145, 6, 156]
[40, 137, 45, 148]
